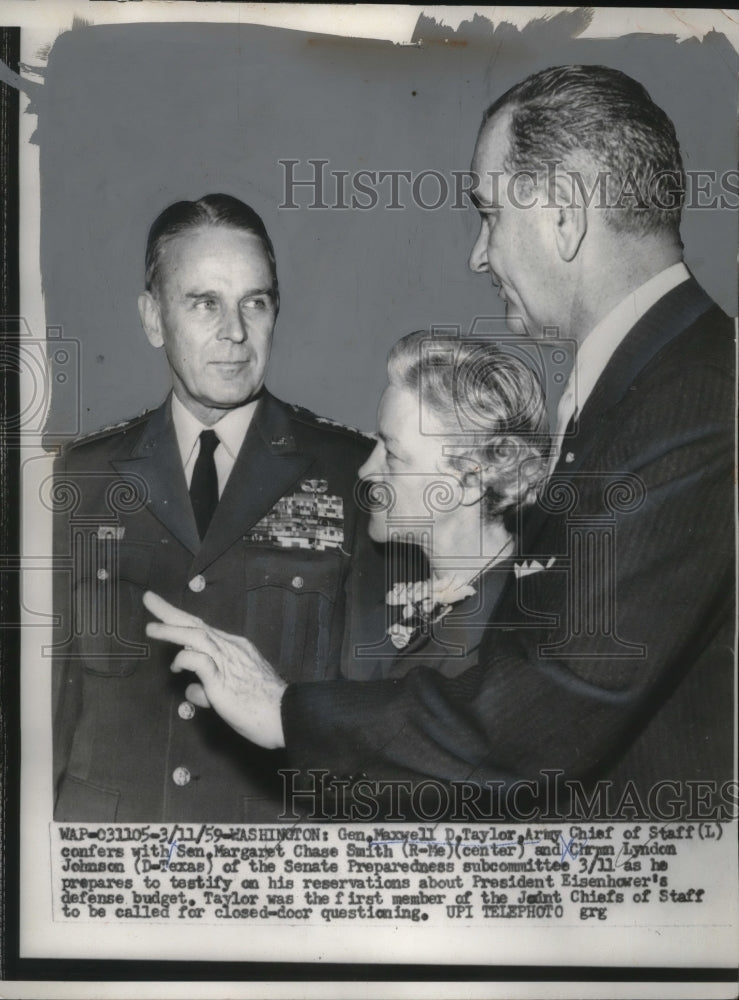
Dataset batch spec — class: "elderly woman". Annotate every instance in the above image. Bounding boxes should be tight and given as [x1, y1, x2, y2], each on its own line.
[348, 330, 551, 679]
[144, 331, 551, 743]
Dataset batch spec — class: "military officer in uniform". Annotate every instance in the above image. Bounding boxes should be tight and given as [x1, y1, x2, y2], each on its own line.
[52, 193, 379, 822]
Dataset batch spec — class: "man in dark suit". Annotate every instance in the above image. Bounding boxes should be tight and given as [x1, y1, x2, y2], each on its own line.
[52, 194, 378, 822]
[146, 68, 735, 821]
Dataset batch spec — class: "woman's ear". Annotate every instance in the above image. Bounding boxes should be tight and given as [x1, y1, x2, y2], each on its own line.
[515, 451, 549, 509]
[138, 291, 165, 348]
[458, 464, 486, 508]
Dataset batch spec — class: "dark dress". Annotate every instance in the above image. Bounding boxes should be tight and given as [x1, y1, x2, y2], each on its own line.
[342, 558, 514, 681]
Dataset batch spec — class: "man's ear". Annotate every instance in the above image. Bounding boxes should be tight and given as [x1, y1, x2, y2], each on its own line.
[550, 175, 587, 263]
[138, 291, 164, 348]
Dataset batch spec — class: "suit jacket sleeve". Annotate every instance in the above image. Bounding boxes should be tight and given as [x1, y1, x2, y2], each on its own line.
[281, 308, 735, 789]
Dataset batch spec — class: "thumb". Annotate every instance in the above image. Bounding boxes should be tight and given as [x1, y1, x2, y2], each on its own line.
[185, 682, 211, 709]
[171, 648, 218, 690]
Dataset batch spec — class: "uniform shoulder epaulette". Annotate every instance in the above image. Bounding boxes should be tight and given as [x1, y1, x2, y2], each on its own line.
[63, 407, 155, 453]
[288, 402, 375, 441]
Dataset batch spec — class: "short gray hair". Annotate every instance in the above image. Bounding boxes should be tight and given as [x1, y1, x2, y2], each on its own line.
[387, 331, 551, 520]
[144, 193, 279, 309]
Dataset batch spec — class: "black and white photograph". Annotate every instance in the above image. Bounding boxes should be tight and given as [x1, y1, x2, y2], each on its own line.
[0, 4, 737, 998]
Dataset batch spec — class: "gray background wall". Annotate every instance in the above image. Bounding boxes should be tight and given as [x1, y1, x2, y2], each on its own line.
[37, 12, 738, 438]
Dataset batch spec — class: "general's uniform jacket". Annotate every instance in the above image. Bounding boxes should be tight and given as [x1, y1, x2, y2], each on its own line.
[52, 391, 378, 822]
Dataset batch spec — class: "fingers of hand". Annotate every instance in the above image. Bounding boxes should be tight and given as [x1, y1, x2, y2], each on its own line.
[143, 591, 205, 628]
[146, 622, 214, 656]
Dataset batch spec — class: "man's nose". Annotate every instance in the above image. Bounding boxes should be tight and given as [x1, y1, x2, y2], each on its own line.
[468, 223, 489, 274]
[218, 307, 247, 342]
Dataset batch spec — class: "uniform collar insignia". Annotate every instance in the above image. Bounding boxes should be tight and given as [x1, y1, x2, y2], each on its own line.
[301, 478, 328, 493]
[269, 434, 296, 450]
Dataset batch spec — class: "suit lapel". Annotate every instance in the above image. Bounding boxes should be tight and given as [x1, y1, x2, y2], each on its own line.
[563, 277, 714, 476]
[523, 278, 715, 550]
[112, 399, 201, 554]
[191, 393, 315, 574]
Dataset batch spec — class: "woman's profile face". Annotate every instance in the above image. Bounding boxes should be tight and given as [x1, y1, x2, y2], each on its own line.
[358, 384, 461, 544]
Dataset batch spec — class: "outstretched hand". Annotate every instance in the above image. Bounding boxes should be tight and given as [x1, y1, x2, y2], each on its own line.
[143, 591, 287, 749]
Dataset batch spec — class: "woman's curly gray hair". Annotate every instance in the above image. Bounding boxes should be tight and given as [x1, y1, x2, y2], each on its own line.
[387, 331, 551, 520]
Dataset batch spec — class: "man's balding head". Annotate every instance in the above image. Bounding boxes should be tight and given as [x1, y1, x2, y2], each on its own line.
[469, 66, 686, 342]
[480, 65, 685, 241]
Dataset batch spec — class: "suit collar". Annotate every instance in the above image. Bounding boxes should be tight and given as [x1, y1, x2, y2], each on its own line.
[555, 263, 691, 440]
[170, 390, 259, 466]
[579, 276, 713, 423]
[559, 276, 714, 476]
[522, 278, 715, 549]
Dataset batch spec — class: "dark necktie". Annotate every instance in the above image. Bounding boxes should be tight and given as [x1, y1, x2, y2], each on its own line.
[189, 429, 220, 540]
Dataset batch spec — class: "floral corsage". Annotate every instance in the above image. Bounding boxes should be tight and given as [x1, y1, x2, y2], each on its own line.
[385, 579, 477, 650]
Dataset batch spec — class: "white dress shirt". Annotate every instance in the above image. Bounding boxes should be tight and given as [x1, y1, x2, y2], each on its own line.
[171, 392, 259, 497]
[548, 261, 690, 473]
